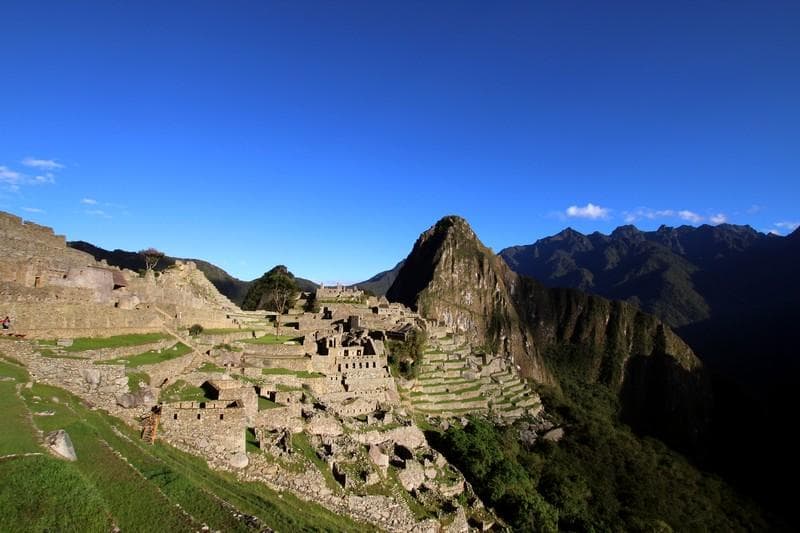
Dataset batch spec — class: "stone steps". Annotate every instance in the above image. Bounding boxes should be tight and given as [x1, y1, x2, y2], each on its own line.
[413, 397, 488, 411]
[413, 381, 482, 395]
[503, 382, 526, 395]
[417, 369, 462, 379]
[490, 372, 517, 385]
[409, 387, 484, 403]
[515, 397, 540, 408]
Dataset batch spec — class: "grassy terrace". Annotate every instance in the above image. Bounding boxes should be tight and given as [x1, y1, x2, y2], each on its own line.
[159, 380, 211, 403]
[258, 396, 281, 410]
[0, 360, 371, 532]
[196, 327, 266, 335]
[95, 342, 192, 367]
[262, 368, 323, 378]
[197, 362, 227, 373]
[409, 383, 482, 396]
[241, 334, 302, 345]
[42, 333, 168, 352]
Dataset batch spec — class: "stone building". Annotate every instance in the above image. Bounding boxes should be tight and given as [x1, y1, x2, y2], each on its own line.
[315, 283, 363, 302]
[158, 400, 247, 457]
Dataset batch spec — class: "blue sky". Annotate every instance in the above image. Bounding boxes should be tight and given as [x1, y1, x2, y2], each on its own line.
[1, 1, 798, 282]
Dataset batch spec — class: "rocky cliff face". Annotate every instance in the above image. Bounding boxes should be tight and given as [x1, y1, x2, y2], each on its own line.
[388, 216, 710, 452]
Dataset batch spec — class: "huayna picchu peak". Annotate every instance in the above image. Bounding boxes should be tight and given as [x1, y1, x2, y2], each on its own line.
[388, 216, 711, 453]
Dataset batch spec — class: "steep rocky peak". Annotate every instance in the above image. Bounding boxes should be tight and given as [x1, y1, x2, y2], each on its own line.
[610, 224, 644, 241]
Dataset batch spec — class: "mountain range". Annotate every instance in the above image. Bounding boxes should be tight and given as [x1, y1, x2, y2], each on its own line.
[68, 241, 318, 304]
[498, 222, 800, 516]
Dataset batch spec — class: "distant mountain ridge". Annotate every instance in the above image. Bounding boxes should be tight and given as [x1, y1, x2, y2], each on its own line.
[500, 223, 768, 328]
[498, 223, 800, 515]
[351, 260, 404, 295]
[68, 241, 318, 305]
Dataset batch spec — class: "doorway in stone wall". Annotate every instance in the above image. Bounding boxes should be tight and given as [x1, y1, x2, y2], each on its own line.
[34, 276, 41, 287]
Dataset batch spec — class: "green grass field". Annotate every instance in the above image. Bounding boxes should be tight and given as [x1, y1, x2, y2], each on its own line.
[95, 342, 191, 367]
[261, 367, 324, 378]
[55, 333, 168, 352]
[0, 356, 373, 532]
[241, 334, 302, 345]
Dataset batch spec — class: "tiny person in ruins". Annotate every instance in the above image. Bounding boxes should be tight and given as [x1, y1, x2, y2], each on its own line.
[1, 316, 10, 330]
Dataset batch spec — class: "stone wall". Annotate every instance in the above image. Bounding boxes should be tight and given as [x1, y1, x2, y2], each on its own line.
[158, 401, 246, 457]
[0, 302, 164, 339]
[142, 351, 199, 389]
[242, 343, 306, 357]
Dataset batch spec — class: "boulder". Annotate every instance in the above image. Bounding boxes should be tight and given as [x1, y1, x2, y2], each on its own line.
[116, 388, 157, 409]
[229, 452, 249, 469]
[543, 427, 564, 442]
[56, 338, 73, 347]
[305, 414, 343, 437]
[398, 460, 425, 491]
[46, 430, 77, 461]
[80, 368, 101, 386]
[368, 444, 389, 468]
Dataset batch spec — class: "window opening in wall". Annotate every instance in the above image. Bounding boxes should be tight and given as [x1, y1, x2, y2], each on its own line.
[197, 414, 201, 420]
[219, 414, 224, 420]
[173, 413, 178, 420]
[34, 276, 42, 287]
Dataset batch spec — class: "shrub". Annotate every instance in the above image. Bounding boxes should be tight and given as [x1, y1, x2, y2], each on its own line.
[188, 324, 203, 336]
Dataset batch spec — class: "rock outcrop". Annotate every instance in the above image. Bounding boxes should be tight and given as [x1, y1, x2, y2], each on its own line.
[387, 216, 711, 452]
[46, 429, 77, 461]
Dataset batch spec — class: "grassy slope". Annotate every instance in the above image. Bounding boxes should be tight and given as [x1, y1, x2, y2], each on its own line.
[0, 356, 370, 532]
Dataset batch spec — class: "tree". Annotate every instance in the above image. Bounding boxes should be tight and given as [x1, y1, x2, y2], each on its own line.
[139, 247, 165, 272]
[241, 266, 299, 334]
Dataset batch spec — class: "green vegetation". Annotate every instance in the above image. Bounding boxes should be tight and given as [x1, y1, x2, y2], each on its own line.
[56, 333, 167, 352]
[95, 342, 191, 367]
[430, 382, 772, 532]
[0, 456, 112, 531]
[188, 324, 204, 336]
[242, 334, 301, 345]
[213, 342, 243, 351]
[201, 328, 261, 335]
[242, 265, 299, 314]
[387, 329, 427, 379]
[3, 379, 370, 532]
[159, 379, 211, 402]
[197, 362, 227, 373]
[0, 359, 40, 456]
[261, 367, 324, 378]
[257, 396, 281, 410]
[126, 371, 150, 392]
[291, 433, 341, 493]
[38, 349, 88, 360]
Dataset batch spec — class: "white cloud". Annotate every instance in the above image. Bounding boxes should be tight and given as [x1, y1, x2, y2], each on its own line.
[768, 229, 782, 236]
[81, 198, 98, 205]
[623, 208, 675, 223]
[32, 173, 55, 184]
[565, 203, 610, 220]
[85, 209, 111, 218]
[0, 166, 21, 183]
[746, 204, 763, 214]
[21, 157, 64, 170]
[775, 221, 799, 231]
[21, 207, 44, 213]
[677, 210, 703, 224]
[709, 213, 727, 225]
[1, 163, 59, 191]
